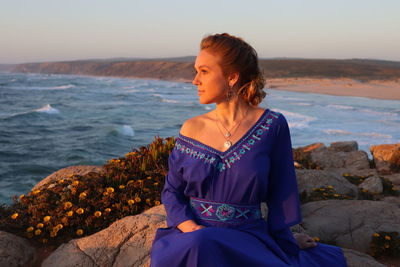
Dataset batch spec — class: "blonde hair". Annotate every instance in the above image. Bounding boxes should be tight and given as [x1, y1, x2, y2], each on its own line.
[200, 33, 266, 106]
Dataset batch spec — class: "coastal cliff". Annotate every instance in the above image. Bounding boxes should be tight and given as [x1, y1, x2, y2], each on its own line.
[12, 58, 400, 81]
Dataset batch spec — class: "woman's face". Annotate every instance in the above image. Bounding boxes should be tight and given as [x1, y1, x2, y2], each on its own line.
[193, 49, 230, 104]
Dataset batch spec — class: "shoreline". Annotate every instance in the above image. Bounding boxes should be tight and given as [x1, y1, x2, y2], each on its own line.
[265, 78, 400, 100]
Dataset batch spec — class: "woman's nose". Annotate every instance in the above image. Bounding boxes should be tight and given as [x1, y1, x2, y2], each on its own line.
[192, 74, 200, 85]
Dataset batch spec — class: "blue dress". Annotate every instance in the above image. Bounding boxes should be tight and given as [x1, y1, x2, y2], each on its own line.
[150, 109, 347, 267]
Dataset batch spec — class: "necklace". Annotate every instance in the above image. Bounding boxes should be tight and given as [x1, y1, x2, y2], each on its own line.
[215, 107, 250, 149]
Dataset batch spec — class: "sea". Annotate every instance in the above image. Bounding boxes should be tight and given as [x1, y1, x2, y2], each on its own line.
[1, 72, 399, 204]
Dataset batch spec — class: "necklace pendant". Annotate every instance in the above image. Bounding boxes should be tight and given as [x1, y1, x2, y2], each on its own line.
[225, 132, 231, 137]
[224, 140, 232, 148]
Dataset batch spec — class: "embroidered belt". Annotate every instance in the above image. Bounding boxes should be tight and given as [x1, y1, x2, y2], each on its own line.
[189, 197, 261, 225]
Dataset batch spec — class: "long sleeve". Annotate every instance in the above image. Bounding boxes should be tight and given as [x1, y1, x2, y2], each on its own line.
[266, 113, 302, 256]
[161, 145, 196, 228]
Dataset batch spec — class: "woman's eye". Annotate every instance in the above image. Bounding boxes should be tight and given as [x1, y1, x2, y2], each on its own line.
[201, 70, 207, 74]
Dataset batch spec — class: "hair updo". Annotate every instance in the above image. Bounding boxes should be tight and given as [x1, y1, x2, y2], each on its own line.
[200, 33, 266, 106]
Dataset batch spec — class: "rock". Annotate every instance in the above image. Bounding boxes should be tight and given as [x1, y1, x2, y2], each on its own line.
[370, 143, 400, 174]
[332, 168, 378, 178]
[329, 141, 358, 152]
[341, 248, 386, 267]
[0, 231, 37, 267]
[33, 165, 103, 191]
[296, 169, 358, 197]
[42, 204, 166, 267]
[301, 200, 400, 254]
[380, 196, 400, 207]
[358, 176, 383, 194]
[311, 149, 370, 171]
[380, 173, 400, 186]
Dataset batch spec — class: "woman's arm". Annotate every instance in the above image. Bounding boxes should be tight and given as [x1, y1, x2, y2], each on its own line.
[177, 219, 205, 233]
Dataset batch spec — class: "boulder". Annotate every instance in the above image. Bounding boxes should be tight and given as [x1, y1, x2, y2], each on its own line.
[341, 248, 386, 267]
[301, 200, 400, 254]
[358, 176, 383, 194]
[296, 169, 358, 197]
[329, 141, 359, 152]
[311, 149, 370, 171]
[380, 173, 400, 186]
[41, 205, 166, 267]
[0, 231, 37, 267]
[370, 143, 400, 174]
[33, 165, 103, 191]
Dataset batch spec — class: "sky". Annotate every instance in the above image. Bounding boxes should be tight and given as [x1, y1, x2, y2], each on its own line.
[1, 0, 399, 64]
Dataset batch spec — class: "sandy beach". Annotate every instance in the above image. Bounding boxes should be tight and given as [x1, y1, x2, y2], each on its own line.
[266, 78, 400, 100]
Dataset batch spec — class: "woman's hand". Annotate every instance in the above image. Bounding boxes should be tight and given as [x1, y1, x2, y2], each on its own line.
[177, 220, 205, 233]
[293, 233, 318, 249]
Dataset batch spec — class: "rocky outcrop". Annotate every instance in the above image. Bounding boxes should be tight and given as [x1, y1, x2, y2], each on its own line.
[294, 141, 370, 171]
[296, 169, 358, 197]
[300, 200, 400, 254]
[32, 165, 102, 190]
[371, 143, 400, 174]
[341, 248, 386, 267]
[42, 205, 166, 267]
[358, 176, 383, 194]
[0, 231, 37, 267]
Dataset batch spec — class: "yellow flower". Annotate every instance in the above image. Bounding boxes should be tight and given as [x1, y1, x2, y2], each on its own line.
[127, 199, 135, 205]
[373, 233, 380, 237]
[147, 176, 152, 180]
[50, 232, 57, 237]
[36, 223, 44, 229]
[55, 224, 63, 231]
[64, 202, 73, 209]
[135, 197, 141, 203]
[384, 243, 390, 248]
[313, 236, 320, 242]
[127, 180, 134, 185]
[343, 173, 349, 177]
[312, 188, 317, 191]
[58, 179, 65, 184]
[34, 229, 42, 236]
[155, 201, 161, 206]
[41, 238, 48, 244]
[79, 192, 87, 199]
[319, 188, 325, 192]
[76, 229, 84, 236]
[334, 194, 340, 197]
[43, 216, 51, 222]
[72, 180, 79, 186]
[61, 217, 68, 224]
[33, 189, 41, 195]
[11, 213, 18, 220]
[94, 211, 102, 217]
[361, 189, 368, 193]
[68, 174, 74, 178]
[103, 192, 109, 196]
[327, 185, 334, 189]
[67, 210, 74, 217]
[385, 235, 391, 240]
[76, 208, 84, 215]
[105, 208, 111, 213]
[19, 194, 25, 200]
[146, 198, 151, 203]
[106, 187, 114, 193]
[26, 226, 34, 233]
[153, 182, 159, 186]
[119, 185, 125, 189]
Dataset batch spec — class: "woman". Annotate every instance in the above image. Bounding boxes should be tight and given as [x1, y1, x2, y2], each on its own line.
[150, 33, 347, 267]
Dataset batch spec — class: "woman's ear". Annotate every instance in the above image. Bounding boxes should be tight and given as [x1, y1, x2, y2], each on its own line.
[228, 72, 239, 88]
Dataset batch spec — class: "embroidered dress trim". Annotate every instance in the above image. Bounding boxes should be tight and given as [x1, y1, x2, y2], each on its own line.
[190, 197, 261, 225]
[175, 110, 281, 172]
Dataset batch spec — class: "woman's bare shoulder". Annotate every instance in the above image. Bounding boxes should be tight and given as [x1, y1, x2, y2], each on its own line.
[179, 111, 214, 138]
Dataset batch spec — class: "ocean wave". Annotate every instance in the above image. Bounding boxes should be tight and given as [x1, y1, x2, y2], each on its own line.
[152, 93, 180, 103]
[118, 125, 135, 136]
[291, 102, 313, 106]
[9, 84, 75, 90]
[323, 129, 392, 139]
[35, 104, 60, 114]
[358, 108, 398, 117]
[326, 104, 354, 110]
[273, 108, 316, 128]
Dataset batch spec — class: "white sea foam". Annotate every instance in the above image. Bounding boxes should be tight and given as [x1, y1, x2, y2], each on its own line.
[323, 129, 392, 139]
[327, 104, 354, 110]
[35, 104, 60, 114]
[204, 106, 213, 110]
[358, 108, 398, 117]
[273, 108, 316, 128]
[291, 102, 313, 106]
[119, 125, 135, 136]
